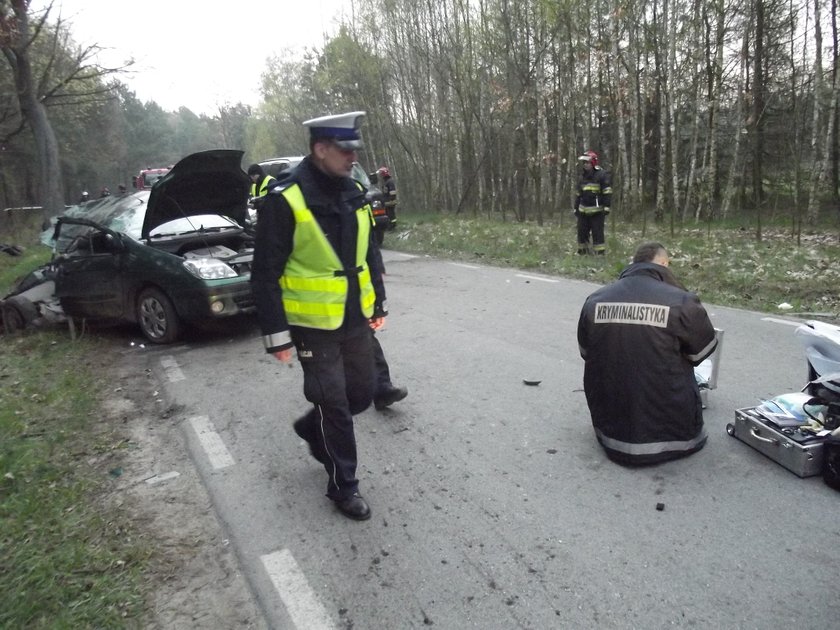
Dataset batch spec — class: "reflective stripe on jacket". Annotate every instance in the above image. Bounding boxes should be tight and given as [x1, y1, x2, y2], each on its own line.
[577, 263, 717, 464]
[278, 184, 375, 329]
[575, 168, 612, 214]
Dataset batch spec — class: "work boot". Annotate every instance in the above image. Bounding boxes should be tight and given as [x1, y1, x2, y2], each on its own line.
[292, 415, 327, 464]
[334, 492, 371, 520]
[374, 384, 408, 410]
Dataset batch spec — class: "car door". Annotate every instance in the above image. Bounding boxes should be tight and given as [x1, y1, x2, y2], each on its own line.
[53, 222, 126, 320]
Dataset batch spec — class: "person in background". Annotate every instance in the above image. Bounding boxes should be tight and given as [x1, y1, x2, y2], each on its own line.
[577, 242, 717, 465]
[573, 150, 611, 255]
[248, 163, 275, 206]
[251, 111, 387, 521]
[377, 165, 397, 226]
[78, 191, 89, 204]
[359, 167, 407, 407]
[118, 184, 127, 195]
[100, 187, 111, 198]
[372, 330, 408, 410]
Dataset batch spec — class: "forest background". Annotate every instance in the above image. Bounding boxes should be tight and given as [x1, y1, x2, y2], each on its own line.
[1, 0, 839, 239]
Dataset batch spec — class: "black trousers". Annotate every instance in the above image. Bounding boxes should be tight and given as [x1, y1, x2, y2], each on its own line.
[371, 330, 392, 392]
[576, 212, 606, 253]
[291, 323, 374, 501]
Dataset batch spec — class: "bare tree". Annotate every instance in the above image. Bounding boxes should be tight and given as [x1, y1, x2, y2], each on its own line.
[0, 0, 62, 224]
[1, 0, 131, 223]
[806, 0, 827, 223]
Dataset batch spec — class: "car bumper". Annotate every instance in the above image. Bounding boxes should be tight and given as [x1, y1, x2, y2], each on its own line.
[175, 278, 255, 321]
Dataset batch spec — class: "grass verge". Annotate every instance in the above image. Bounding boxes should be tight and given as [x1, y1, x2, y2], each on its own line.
[1, 216, 150, 627]
[388, 213, 840, 318]
[0, 331, 151, 627]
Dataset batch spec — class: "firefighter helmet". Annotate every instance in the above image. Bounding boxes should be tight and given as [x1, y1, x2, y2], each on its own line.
[578, 150, 599, 168]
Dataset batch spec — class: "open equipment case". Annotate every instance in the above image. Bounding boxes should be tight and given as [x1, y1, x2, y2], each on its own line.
[727, 320, 840, 481]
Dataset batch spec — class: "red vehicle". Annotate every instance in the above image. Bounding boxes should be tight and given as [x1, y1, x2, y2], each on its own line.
[133, 166, 171, 190]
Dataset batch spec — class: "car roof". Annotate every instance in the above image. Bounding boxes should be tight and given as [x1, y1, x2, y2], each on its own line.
[258, 156, 305, 179]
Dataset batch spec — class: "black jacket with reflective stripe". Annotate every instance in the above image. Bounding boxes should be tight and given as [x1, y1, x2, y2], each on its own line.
[577, 263, 717, 464]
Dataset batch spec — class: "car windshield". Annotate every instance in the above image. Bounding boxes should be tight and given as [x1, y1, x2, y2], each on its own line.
[143, 173, 166, 187]
[41, 194, 148, 250]
[351, 163, 371, 188]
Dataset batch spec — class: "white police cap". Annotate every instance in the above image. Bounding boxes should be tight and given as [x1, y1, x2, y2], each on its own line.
[303, 111, 366, 150]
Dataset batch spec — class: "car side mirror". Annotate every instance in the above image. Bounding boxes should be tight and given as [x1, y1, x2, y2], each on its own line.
[93, 232, 123, 253]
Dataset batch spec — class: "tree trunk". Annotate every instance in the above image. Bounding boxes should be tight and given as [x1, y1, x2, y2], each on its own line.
[806, 0, 825, 224]
[654, 0, 668, 222]
[722, 24, 750, 220]
[752, 0, 765, 227]
[611, 0, 630, 217]
[667, 0, 679, 231]
[1, 0, 65, 226]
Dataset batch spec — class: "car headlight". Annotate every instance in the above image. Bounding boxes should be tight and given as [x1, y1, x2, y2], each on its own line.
[183, 257, 238, 279]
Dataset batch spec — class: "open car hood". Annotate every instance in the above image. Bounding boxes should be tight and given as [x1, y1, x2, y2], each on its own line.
[143, 149, 249, 239]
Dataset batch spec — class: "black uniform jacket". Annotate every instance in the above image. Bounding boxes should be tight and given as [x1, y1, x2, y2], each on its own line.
[574, 167, 612, 212]
[577, 262, 717, 464]
[250, 156, 387, 353]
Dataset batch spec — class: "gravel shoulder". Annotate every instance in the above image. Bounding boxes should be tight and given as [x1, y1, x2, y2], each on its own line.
[96, 345, 266, 629]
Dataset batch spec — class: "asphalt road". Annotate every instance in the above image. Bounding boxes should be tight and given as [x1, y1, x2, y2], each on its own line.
[141, 250, 839, 630]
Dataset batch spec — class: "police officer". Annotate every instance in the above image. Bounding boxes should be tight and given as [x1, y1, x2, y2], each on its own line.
[251, 111, 387, 521]
[574, 150, 612, 255]
[577, 242, 718, 465]
[372, 331, 407, 410]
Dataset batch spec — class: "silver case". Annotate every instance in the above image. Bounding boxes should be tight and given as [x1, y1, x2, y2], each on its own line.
[729, 407, 826, 477]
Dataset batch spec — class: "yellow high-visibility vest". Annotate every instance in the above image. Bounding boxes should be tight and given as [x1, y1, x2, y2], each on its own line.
[279, 184, 375, 329]
[250, 175, 276, 198]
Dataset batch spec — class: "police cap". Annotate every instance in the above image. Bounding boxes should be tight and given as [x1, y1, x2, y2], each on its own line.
[303, 111, 366, 150]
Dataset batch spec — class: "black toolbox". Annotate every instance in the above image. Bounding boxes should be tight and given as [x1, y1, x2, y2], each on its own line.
[727, 407, 828, 477]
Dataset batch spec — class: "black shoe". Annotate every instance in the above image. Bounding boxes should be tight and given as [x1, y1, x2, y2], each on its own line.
[293, 416, 326, 464]
[334, 492, 371, 520]
[374, 385, 408, 410]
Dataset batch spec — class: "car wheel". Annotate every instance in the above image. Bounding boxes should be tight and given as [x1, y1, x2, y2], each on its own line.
[1, 295, 38, 333]
[137, 287, 181, 344]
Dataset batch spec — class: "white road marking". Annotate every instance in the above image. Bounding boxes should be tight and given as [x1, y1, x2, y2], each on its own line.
[144, 471, 181, 485]
[516, 273, 559, 283]
[160, 355, 186, 382]
[188, 416, 235, 469]
[450, 262, 480, 269]
[761, 317, 802, 327]
[261, 549, 335, 630]
[387, 252, 417, 259]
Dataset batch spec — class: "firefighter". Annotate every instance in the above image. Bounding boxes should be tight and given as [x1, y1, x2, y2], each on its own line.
[377, 166, 397, 223]
[574, 150, 612, 255]
[251, 111, 387, 521]
[577, 242, 718, 465]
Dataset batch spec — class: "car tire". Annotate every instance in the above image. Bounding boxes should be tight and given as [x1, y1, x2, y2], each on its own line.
[1, 295, 38, 333]
[137, 287, 181, 344]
